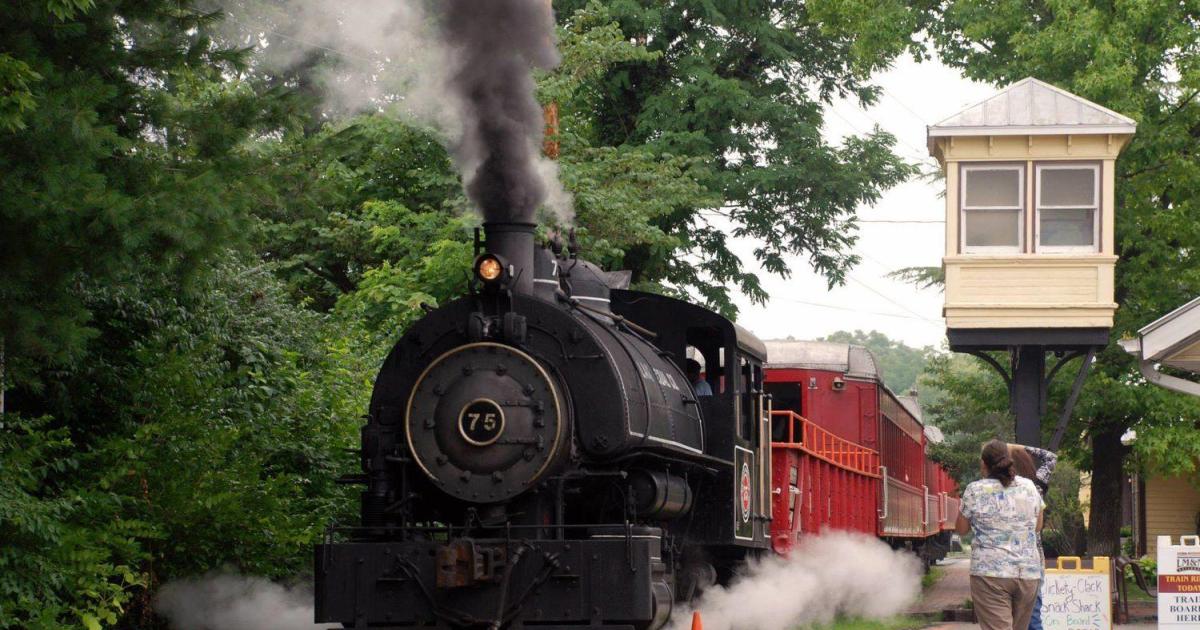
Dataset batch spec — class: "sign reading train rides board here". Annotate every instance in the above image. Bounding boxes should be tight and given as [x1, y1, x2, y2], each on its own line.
[1040, 556, 1112, 630]
[1159, 536, 1200, 627]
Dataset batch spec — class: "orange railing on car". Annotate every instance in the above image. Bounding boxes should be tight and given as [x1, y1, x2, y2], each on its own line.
[770, 410, 881, 477]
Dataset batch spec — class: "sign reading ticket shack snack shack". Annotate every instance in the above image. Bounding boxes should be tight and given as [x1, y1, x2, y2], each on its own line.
[1159, 535, 1200, 627]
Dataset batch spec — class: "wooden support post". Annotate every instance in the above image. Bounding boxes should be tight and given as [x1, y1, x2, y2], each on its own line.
[964, 342, 1100, 450]
[1012, 346, 1045, 446]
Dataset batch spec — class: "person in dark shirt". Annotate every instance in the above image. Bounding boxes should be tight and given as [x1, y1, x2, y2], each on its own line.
[1009, 444, 1058, 630]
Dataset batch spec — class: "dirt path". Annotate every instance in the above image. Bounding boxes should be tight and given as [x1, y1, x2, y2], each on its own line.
[911, 556, 971, 615]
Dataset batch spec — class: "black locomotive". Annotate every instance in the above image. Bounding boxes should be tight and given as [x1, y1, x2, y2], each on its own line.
[315, 221, 773, 630]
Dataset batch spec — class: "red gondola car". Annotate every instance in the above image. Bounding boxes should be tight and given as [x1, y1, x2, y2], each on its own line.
[764, 340, 958, 566]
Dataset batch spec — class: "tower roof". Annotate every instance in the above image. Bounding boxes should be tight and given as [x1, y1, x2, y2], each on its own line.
[927, 77, 1136, 143]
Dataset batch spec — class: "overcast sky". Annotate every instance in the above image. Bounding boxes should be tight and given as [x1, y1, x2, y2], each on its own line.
[728, 57, 996, 349]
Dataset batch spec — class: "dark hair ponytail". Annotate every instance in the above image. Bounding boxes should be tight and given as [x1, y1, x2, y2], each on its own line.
[982, 439, 1015, 487]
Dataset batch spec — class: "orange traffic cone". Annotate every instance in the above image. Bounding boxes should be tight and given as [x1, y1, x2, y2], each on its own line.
[691, 611, 703, 630]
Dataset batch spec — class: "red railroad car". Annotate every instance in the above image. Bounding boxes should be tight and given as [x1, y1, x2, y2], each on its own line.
[764, 340, 957, 566]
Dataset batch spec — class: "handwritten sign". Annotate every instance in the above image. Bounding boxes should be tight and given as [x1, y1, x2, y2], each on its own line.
[1040, 556, 1111, 630]
[1159, 535, 1200, 627]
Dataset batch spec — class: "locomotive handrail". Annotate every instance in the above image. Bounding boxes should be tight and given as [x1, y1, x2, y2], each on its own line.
[769, 410, 880, 477]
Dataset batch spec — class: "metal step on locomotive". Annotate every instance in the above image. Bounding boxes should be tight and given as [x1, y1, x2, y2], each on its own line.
[313, 221, 961, 630]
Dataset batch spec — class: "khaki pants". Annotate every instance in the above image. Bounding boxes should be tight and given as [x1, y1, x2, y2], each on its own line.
[970, 575, 1041, 630]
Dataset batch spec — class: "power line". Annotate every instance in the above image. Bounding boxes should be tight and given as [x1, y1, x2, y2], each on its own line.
[858, 250, 949, 288]
[776, 296, 943, 326]
[703, 207, 943, 225]
[858, 219, 944, 224]
[881, 87, 932, 126]
[826, 106, 935, 167]
[847, 273, 943, 326]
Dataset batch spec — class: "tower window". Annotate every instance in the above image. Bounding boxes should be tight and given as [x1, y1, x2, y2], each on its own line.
[1037, 164, 1099, 252]
[961, 165, 1024, 253]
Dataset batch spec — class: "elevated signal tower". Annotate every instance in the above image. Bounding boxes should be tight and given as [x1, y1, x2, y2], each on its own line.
[928, 78, 1136, 447]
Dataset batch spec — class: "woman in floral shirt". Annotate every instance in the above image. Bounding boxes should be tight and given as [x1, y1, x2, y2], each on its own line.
[956, 440, 1045, 630]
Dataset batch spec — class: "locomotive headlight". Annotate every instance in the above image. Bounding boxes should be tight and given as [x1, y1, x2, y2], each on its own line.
[476, 254, 505, 283]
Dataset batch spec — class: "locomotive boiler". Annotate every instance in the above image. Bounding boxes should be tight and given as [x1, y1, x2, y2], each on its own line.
[315, 221, 773, 629]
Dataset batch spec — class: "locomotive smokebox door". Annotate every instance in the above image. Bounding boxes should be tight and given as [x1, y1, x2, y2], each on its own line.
[406, 342, 567, 503]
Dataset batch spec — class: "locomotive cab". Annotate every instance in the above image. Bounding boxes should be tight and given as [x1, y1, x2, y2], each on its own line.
[611, 291, 773, 557]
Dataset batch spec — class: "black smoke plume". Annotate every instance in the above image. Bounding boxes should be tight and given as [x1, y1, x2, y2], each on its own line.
[440, 0, 560, 224]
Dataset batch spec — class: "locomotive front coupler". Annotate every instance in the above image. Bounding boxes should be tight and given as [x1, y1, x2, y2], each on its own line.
[435, 539, 511, 588]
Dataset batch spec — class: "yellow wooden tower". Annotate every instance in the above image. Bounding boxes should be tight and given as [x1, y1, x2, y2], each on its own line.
[927, 78, 1136, 445]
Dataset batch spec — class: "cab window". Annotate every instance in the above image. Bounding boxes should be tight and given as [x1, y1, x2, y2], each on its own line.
[684, 327, 725, 394]
[738, 357, 762, 440]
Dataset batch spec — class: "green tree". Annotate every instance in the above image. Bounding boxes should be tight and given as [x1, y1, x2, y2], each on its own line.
[0, 416, 147, 630]
[250, 116, 465, 312]
[552, 0, 918, 315]
[920, 353, 1012, 483]
[2, 255, 370, 628]
[0, 0, 283, 377]
[810, 0, 1200, 555]
[235, 4, 720, 322]
[0, 3, 373, 626]
[919, 353, 1088, 554]
[820, 329, 934, 394]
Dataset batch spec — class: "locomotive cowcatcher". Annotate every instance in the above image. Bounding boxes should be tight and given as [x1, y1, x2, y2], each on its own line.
[314, 220, 774, 629]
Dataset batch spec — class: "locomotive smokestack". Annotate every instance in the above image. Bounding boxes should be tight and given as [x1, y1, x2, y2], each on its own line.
[440, 0, 558, 294]
[483, 221, 536, 294]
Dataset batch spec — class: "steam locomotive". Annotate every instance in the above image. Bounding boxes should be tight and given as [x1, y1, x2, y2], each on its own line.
[312, 217, 963, 629]
[315, 221, 775, 629]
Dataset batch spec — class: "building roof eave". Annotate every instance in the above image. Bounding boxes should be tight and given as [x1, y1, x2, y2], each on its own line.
[928, 124, 1136, 138]
[1123, 295, 1200, 369]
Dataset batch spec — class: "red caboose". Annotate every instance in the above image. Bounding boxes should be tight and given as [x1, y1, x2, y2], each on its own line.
[764, 340, 957, 565]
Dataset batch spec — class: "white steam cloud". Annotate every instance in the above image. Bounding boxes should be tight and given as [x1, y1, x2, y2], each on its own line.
[674, 533, 922, 630]
[154, 535, 917, 630]
[219, 0, 454, 132]
[155, 573, 336, 630]
[217, 0, 573, 223]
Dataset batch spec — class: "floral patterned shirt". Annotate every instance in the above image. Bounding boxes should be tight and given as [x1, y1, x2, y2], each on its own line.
[960, 475, 1045, 579]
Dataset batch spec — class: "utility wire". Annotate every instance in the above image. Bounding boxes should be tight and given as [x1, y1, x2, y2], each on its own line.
[776, 296, 943, 326]
[847, 274, 943, 326]
[881, 87, 932, 126]
[858, 219, 944, 224]
[826, 106, 935, 167]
